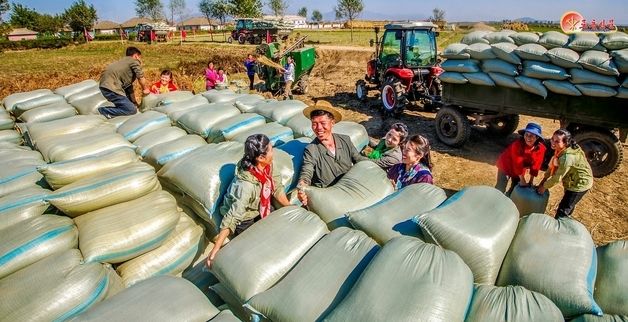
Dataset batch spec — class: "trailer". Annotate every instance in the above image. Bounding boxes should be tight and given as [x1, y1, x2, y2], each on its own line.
[435, 83, 627, 177]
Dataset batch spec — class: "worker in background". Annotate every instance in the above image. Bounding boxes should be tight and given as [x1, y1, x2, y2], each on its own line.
[279, 55, 295, 100]
[244, 54, 256, 91]
[98, 46, 150, 118]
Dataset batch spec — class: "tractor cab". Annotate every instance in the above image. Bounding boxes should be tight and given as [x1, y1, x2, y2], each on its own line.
[357, 21, 442, 116]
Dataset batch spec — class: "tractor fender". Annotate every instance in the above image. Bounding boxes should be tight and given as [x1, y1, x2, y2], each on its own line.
[384, 68, 414, 90]
[366, 59, 377, 78]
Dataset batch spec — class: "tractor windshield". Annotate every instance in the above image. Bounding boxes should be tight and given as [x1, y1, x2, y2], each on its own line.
[379, 30, 402, 66]
[404, 29, 437, 67]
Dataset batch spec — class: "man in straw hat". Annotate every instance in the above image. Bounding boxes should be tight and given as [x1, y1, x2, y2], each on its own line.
[297, 100, 368, 206]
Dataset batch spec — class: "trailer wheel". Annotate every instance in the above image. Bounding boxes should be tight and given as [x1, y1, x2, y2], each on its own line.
[227, 37, 233, 44]
[356, 80, 367, 101]
[435, 106, 471, 147]
[574, 130, 623, 178]
[381, 76, 407, 116]
[487, 114, 520, 136]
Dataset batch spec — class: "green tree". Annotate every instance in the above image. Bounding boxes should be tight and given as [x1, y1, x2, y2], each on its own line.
[0, 0, 9, 22]
[334, 0, 363, 42]
[311, 10, 322, 23]
[228, 0, 262, 18]
[63, 0, 97, 37]
[35, 14, 65, 34]
[9, 3, 39, 30]
[297, 7, 307, 18]
[199, 0, 230, 25]
[431, 7, 445, 21]
[268, 0, 288, 17]
[135, 0, 164, 21]
[168, 0, 186, 25]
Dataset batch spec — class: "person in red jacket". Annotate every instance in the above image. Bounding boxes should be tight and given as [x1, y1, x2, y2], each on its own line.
[495, 122, 546, 195]
[150, 69, 178, 94]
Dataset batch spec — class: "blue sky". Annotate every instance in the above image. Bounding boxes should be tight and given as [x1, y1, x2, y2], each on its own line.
[5, 0, 628, 24]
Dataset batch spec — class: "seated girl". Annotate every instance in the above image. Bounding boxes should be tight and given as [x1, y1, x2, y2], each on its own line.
[387, 134, 433, 189]
[149, 69, 178, 94]
[364, 122, 408, 171]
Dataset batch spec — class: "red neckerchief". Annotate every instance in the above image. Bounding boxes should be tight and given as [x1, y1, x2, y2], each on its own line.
[248, 164, 274, 219]
[549, 147, 566, 176]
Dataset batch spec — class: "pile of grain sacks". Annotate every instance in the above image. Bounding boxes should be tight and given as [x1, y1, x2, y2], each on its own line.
[440, 30, 628, 99]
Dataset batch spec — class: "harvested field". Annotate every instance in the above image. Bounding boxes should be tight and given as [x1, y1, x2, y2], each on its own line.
[1, 41, 625, 245]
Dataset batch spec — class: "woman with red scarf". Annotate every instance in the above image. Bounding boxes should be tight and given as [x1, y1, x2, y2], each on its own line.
[206, 134, 291, 267]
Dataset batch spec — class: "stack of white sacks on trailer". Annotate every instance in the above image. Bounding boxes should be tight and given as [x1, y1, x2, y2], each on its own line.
[440, 30, 628, 99]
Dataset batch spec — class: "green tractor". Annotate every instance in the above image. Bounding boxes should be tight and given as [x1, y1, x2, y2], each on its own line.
[255, 36, 316, 96]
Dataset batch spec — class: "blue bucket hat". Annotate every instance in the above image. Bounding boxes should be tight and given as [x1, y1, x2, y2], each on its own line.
[518, 122, 543, 138]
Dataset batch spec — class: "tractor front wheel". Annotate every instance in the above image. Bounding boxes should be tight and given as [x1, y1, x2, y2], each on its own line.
[356, 80, 367, 101]
[380, 77, 408, 116]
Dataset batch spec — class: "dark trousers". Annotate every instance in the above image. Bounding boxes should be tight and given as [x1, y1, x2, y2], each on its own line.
[99, 87, 137, 118]
[495, 170, 520, 196]
[235, 215, 260, 236]
[556, 189, 588, 218]
[248, 74, 255, 90]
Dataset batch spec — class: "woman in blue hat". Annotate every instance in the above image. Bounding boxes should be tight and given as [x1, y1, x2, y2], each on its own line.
[495, 122, 547, 195]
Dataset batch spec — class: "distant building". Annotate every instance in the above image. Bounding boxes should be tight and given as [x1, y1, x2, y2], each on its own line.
[7, 28, 38, 41]
[178, 17, 224, 31]
[94, 20, 120, 35]
[120, 17, 154, 33]
[306, 22, 344, 29]
[263, 15, 308, 28]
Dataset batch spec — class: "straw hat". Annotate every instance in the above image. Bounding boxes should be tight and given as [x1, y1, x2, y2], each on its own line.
[302, 100, 343, 122]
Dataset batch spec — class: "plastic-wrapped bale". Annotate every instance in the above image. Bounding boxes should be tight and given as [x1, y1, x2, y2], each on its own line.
[177, 102, 241, 138]
[571, 315, 628, 322]
[254, 99, 308, 124]
[441, 59, 481, 73]
[568, 33, 604, 52]
[47, 162, 161, 217]
[211, 206, 328, 304]
[12, 94, 66, 117]
[54, 79, 98, 98]
[231, 122, 294, 147]
[2, 89, 53, 111]
[481, 59, 519, 76]
[544, 80, 582, 96]
[332, 121, 369, 151]
[601, 31, 628, 50]
[143, 134, 207, 169]
[66, 86, 102, 104]
[0, 249, 121, 321]
[42, 132, 134, 163]
[71, 92, 114, 115]
[285, 113, 315, 138]
[571, 68, 620, 87]
[623, 78, 628, 88]
[0, 113, 14, 130]
[35, 125, 117, 160]
[153, 95, 209, 116]
[72, 276, 221, 322]
[37, 147, 139, 189]
[546, 47, 582, 69]
[116, 214, 204, 287]
[595, 241, 628, 316]
[324, 236, 474, 322]
[0, 186, 50, 230]
[461, 31, 490, 45]
[611, 49, 628, 73]
[466, 43, 497, 60]
[539, 31, 570, 49]
[74, 190, 180, 264]
[202, 90, 245, 103]
[575, 84, 618, 98]
[27, 115, 107, 145]
[484, 31, 516, 44]
[347, 183, 446, 244]
[522, 61, 570, 80]
[0, 158, 46, 197]
[211, 283, 249, 320]
[0, 130, 23, 145]
[0, 215, 77, 279]
[491, 43, 522, 65]
[510, 32, 540, 46]
[496, 214, 602, 317]
[245, 228, 379, 322]
[234, 94, 265, 112]
[466, 285, 564, 322]
[462, 72, 496, 86]
[488, 73, 520, 89]
[276, 138, 311, 191]
[139, 91, 195, 111]
[442, 43, 470, 59]
[515, 76, 548, 98]
[0, 144, 43, 161]
[117, 110, 171, 142]
[510, 185, 549, 217]
[439, 72, 468, 84]
[578, 50, 620, 76]
[106, 114, 133, 129]
[181, 239, 219, 300]
[617, 88, 628, 99]
[271, 147, 296, 192]
[134, 126, 187, 157]
[514, 43, 550, 62]
[415, 186, 519, 285]
[207, 113, 267, 143]
[304, 161, 394, 229]
[17, 102, 77, 123]
[166, 104, 209, 123]
[210, 310, 240, 322]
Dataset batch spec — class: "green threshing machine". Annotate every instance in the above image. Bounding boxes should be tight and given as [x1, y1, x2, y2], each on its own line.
[256, 36, 316, 96]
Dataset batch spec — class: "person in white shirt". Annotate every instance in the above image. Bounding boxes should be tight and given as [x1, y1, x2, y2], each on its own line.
[279, 56, 295, 100]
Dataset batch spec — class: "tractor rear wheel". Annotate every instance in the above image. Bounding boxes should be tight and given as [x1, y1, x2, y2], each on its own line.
[356, 80, 367, 101]
[237, 34, 246, 44]
[380, 77, 408, 116]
